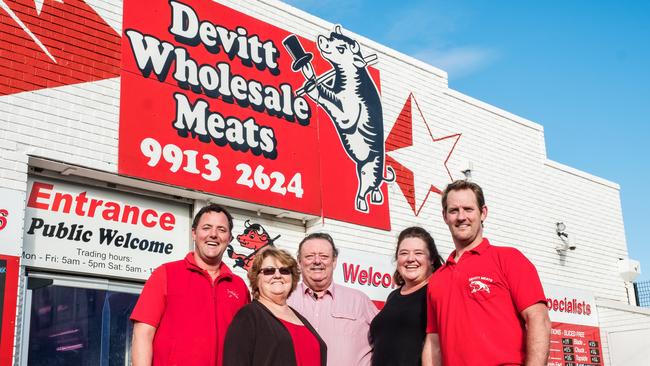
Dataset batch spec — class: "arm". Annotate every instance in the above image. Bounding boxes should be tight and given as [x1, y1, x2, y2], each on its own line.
[500, 249, 550, 365]
[364, 295, 379, 323]
[131, 322, 156, 366]
[521, 303, 551, 366]
[223, 308, 255, 366]
[130, 266, 166, 366]
[362, 295, 380, 362]
[422, 333, 441, 366]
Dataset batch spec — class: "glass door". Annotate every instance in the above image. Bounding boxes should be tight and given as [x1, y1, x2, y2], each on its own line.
[21, 274, 142, 366]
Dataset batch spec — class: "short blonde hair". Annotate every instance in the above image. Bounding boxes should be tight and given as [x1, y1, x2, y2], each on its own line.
[248, 247, 300, 300]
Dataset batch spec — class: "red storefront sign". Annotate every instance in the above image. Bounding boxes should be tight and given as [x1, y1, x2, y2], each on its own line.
[0, 255, 19, 363]
[119, 0, 391, 229]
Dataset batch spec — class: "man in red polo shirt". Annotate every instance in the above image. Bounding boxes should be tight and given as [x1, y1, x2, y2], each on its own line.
[131, 204, 250, 366]
[423, 180, 551, 366]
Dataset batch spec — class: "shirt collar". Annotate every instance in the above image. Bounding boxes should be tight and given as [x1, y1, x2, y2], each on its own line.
[300, 281, 334, 299]
[446, 238, 491, 264]
[184, 251, 233, 280]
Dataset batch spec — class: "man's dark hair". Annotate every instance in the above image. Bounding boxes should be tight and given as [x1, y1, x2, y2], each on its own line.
[191, 204, 234, 233]
[393, 226, 444, 286]
[441, 180, 486, 212]
[297, 232, 339, 259]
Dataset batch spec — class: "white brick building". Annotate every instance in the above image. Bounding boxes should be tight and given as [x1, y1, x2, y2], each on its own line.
[0, 0, 647, 364]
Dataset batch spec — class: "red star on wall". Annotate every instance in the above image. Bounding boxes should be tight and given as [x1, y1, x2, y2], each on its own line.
[386, 93, 461, 216]
[0, 0, 121, 95]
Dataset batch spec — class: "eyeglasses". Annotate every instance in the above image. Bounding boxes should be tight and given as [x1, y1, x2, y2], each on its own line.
[259, 266, 292, 276]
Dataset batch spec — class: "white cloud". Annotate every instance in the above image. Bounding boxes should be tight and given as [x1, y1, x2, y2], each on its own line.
[283, 0, 496, 78]
[383, 1, 463, 45]
[373, 1, 495, 78]
[412, 46, 499, 78]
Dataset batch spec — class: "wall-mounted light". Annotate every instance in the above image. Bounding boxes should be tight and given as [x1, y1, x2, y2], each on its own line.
[555, 222, 576, 252]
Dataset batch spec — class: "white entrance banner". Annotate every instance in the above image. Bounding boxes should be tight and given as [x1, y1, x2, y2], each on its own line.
[23, 178, 190, 280]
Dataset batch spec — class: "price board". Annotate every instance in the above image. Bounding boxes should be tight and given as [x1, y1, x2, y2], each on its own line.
[545, 285, 604, 366]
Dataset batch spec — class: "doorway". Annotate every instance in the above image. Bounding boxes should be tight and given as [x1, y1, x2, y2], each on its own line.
[21, 273, 142, 366]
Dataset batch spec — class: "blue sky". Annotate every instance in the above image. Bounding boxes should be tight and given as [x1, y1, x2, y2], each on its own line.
[285, 0, 650, 282]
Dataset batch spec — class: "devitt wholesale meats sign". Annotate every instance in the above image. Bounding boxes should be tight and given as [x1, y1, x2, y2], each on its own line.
[119, 0, 393, 230]
[22, 178, 190, 280]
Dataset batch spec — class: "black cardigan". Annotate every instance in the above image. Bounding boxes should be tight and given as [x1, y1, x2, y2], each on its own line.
[223, 300, 327, 366]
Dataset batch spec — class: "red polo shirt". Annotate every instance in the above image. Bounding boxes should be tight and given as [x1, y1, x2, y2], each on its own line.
[426, 238, 546, 366]
[131, 252, 250, 366]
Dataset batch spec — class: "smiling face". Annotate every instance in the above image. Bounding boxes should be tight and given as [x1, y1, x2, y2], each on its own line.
[192, 211, 232, 267]
[298, 238, 337, 292]
[396, 237, 432, 287]
[442, 189, 488, 249]
[257, 255, 293, 302]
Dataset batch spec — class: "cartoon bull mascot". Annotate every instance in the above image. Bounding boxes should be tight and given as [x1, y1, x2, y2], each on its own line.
[469, 280, 491, 294]
[227, 220, 279, 272]
[285, 26, 394, 212]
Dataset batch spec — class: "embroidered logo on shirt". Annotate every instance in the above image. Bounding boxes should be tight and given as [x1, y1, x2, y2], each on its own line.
[227, 289, 240, 299]
[468, 279, 491, 294]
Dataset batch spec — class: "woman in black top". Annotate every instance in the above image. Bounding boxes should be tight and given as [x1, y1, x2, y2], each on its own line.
[369, 227, 444, 366]
[223, 247, 326, 366]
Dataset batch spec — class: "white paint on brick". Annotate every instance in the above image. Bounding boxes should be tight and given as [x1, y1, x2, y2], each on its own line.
[596, 299, 650, 365]
[0, 78, 121, 174]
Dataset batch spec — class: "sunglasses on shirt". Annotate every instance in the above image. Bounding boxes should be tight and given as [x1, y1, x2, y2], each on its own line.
[259, 266, 292, 276]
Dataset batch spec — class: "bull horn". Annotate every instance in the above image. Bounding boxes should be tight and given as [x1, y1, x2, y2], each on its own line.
[335, 25, 342, 34]
[244, 220, 251, 228]
[351, 41, 360, 54]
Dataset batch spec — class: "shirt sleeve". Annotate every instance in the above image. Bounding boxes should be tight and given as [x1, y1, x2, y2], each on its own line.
[130, 265, 167, 327]
[502, 248, 547, 313]
[425, 280, 438, 334]
[223, 307, 255, 366]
